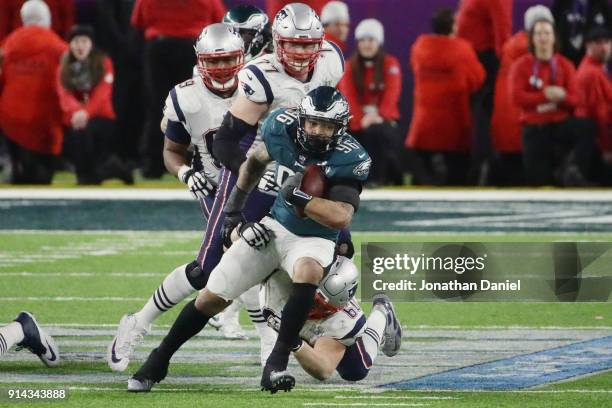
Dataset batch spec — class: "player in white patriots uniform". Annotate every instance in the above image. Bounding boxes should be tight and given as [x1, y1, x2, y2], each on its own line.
[107, 23, 275, 372]
[261, 257, 401, 382]
[125, 4, 353, 393]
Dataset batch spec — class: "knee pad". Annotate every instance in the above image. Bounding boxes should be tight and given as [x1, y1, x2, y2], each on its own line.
[185, 260, 208, 290]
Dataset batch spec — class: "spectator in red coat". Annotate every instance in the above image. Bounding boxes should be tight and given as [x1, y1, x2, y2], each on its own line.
[131, 0, 225, 178]
[0, 0, 67, 184]
[0, 0, 74, 43]
[510, 19, 596, 186]
[57, 25, 132, 185]
[406, 9, 485, 185]
[575, 27, 612, 184]
[338, 18, 403, 185]
[490, 5, 555, 185]
[321, 1, 349, 52]
[266, 0, 328, 23]
[457, 0, 513, 183]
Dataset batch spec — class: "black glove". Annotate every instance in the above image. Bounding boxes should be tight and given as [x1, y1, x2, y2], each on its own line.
[280, 172, 312, 208]
[222, 186, 249, 248]
[238, 222, 274, 250]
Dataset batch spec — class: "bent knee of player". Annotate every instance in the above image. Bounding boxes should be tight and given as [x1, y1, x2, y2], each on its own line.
[292, 257, 324, 284]
[337, 365, 369, 382]
[195, 288, 231, 317]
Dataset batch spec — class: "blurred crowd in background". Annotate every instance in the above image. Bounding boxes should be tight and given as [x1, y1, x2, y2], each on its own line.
[0, 0, 610, 187]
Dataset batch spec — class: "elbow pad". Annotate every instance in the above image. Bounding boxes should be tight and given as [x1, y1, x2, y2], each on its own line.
[213, 112, 257, 174]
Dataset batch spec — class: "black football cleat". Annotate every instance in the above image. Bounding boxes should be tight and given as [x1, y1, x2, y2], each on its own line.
[260, 365, 295, 394]
[14, 312, 60, 367]
[127, 348, 169, 392]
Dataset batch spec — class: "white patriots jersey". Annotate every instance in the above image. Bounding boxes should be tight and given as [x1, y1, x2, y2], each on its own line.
[260, 258, 366, 347]
[237, 40, 345, 141]
[163, 76, 237, 183]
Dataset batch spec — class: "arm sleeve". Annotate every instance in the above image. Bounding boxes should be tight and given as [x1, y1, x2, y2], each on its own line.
[85, 57, 114, 117]
[490, 0, 512, 57]
[237, 65, 274, 104]
[509, 59, 548, 108]
[56, 65, 85, 119]
[328, 178, 363, 212]
[378, 56, 402, 121]
[560, 62, 579, 109]
[165, 119, 191, 145]
[337, 63, 364, 131]
[213, 111, 257, 174]
[463, 43, 486, 92]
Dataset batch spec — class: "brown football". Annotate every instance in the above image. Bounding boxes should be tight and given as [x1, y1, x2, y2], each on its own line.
[296, 165, 327, 218]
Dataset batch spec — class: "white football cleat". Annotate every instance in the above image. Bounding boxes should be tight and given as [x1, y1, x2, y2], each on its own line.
[107, 314, 149, 372]
[221, 320, 248, 340]
[373, 294, 402, 357]
[14, 312, 60, 367]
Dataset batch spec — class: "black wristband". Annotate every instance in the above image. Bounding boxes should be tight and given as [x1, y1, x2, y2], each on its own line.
[224, 186, 249, 214]
[288, 188, 313, 209]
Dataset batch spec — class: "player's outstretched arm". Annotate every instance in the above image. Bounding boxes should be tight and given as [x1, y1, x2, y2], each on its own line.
[292, 337, 346, 381]
[213, 95, 269, 174]
[235, 143, 273, 193]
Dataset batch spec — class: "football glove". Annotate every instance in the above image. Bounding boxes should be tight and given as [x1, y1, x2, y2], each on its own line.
[178, 166, 216, 200]
[222, 186, 250, 249]
[238, 222, 274, 250]
[258, 168, 280, 194]
[280, 172, 312, 208]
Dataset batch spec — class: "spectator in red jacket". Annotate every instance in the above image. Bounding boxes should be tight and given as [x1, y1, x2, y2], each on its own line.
[490, 5, 555, 185]
[510, 19, 596, 186]
[575, 27, 612, 184]
[457, 0, 513, 183]
[338, 18, 403, 185]
[266, 0, 328, 23]
[131, 0, 225, 178]
[57, 25, 132, 185]
[0, 0, 67, 184]
[321, 1, 349, 52]
[0, 0, 74, 43]
[406, 9, 485, 185]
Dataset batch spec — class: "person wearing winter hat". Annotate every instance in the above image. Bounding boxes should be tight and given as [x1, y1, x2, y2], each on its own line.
[57, 25, 133, 185]
[490, 5, 555, 186]
[321, 1, 350, 51]
[0, 0, 75, 43]
[338, 18, 404, 186]
[0, 0, 68, 184]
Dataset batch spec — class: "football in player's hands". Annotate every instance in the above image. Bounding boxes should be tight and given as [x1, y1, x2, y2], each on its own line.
[296, 165, 327, 217]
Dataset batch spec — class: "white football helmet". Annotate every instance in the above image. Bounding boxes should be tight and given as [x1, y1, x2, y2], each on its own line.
[194, 23, 245, 92]
[272, 3, 324, 75]
[312, 256, 359, 318]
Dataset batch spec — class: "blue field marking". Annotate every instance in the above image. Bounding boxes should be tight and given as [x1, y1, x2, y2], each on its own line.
[384, 335, 612, 390]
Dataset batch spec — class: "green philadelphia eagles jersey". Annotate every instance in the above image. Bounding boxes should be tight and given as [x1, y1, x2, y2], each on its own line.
[261, 108, 371, 241]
